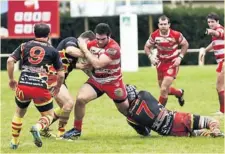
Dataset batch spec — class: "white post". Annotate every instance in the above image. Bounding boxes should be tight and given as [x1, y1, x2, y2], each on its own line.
[120, 13, 138, 72]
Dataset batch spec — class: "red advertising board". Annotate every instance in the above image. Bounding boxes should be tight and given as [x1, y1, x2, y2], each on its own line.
[7, 0, 59, 38]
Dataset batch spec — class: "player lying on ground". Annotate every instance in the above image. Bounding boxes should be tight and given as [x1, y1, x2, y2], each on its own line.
[125, 85, 224, 137]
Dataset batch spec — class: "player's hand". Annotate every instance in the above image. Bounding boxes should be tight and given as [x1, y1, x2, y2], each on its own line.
[148, 54, 159, 66]
[205, 28, 213, 35]
[170, 57, 182, 68]
[9, 79, 17, 90]
[77, 38, 88, 52]
[199, 48, 206, 62]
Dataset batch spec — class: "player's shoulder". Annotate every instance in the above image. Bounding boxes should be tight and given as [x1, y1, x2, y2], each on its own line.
[150, 29, 160, 39]
[64, 37, 77, 42]
[170, 29, 182, 36]
[106, 38, 120, 50]
[216, 25, 224, 31]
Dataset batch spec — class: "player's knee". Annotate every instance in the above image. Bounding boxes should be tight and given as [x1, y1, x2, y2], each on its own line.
[216, 83, 224, 92]
[76, 94, 89, 105]
[160, 86, 168, 95]
[63, 100, 74, 111]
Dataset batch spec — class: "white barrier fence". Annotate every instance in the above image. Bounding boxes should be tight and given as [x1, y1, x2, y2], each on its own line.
[0, 48, 205, 71]
[1, 54, 20, 71]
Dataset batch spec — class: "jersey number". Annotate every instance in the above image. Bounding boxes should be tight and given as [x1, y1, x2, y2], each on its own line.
[28, 46, 45, 64]
[136, 101, 155, 119]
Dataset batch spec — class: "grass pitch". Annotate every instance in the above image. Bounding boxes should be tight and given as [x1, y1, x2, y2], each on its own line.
[1, 66, 224, 153]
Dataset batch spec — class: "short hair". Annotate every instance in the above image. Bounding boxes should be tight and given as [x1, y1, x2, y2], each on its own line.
[79, 30, 95, 41]
[34, 23, 50, 38]
[158, 15, 170, 23]
[206, 12, 219, 21]
[94, 23, 111, 36]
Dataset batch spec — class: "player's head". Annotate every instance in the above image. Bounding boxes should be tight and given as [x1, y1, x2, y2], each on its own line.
[94, 23, 111, 48]
[158, 15, 170, 34]
[79, 30, 96, 43]
[206, 12, 220, 29]
[34, 23, 50, 38]
[126, 84, 139, 103]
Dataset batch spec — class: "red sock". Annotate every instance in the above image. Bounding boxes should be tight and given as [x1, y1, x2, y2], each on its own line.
[74, 120, 82, 131]
[169, 87, 182, 97]
[158, 96, 168, 106]
[218, 90, 224, 113]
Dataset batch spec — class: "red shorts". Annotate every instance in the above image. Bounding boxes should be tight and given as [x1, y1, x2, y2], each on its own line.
[216, 61, 224, 73]
[170, 112, 193, 136]
[87, 78, 127, 101]
[156, 61, 179, 81]
[16, 84, 52, 105]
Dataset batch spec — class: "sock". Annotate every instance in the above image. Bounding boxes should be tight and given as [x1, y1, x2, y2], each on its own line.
[58, 109, 70, 136]
[11, 115, 23, 144]
[218, 90, 224, 113]
[51, 107, 63, 125]
[158, 96, 168, 106]
[192, 129, 211, 137]
[36, 115, 53, 131]
[74, 120, 82, 131]
[169, 87, 182, 97]
[198, 116, 221, 135]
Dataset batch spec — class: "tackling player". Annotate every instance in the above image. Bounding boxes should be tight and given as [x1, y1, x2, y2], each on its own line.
[7, 23, 64, 149]
[125, 85, 224, 138]
[144, 15, 189, 107]
[199, 12, 224, 115]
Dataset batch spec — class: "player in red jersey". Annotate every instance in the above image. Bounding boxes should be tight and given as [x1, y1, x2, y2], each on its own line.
[7, 23, 64, 149]
[144, 15, 189, 107]
[200, 12, 224, 115]
[62, 23, 130, 140]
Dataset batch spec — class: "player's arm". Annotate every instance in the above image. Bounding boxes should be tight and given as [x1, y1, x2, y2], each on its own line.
[66, 46, 84, 58]
[144, 36, 155, 57]
[205, 42, 213, 52]
[178, 34, 189, 59]
[199, 42, 213, 62]
[206, 28, 224, 38]
[52, 50, 65, 96]
[7, 44, 24, 90]
[84, 50, 112, 69]
[7, 57, 16, 80]
[78, 38, 113, 69]
[144, 36, 158, 66]
[127, 118, 151, 136]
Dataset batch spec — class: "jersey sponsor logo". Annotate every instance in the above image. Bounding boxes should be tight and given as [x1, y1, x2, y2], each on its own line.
[155, 37, 176, 44]
[114, 88, 124, 97]
[167, 68, 174, 75]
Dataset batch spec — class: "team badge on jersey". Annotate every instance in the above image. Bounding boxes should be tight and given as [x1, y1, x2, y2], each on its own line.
[114, 88, 124, 97]
[106, 48, 117, 56]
